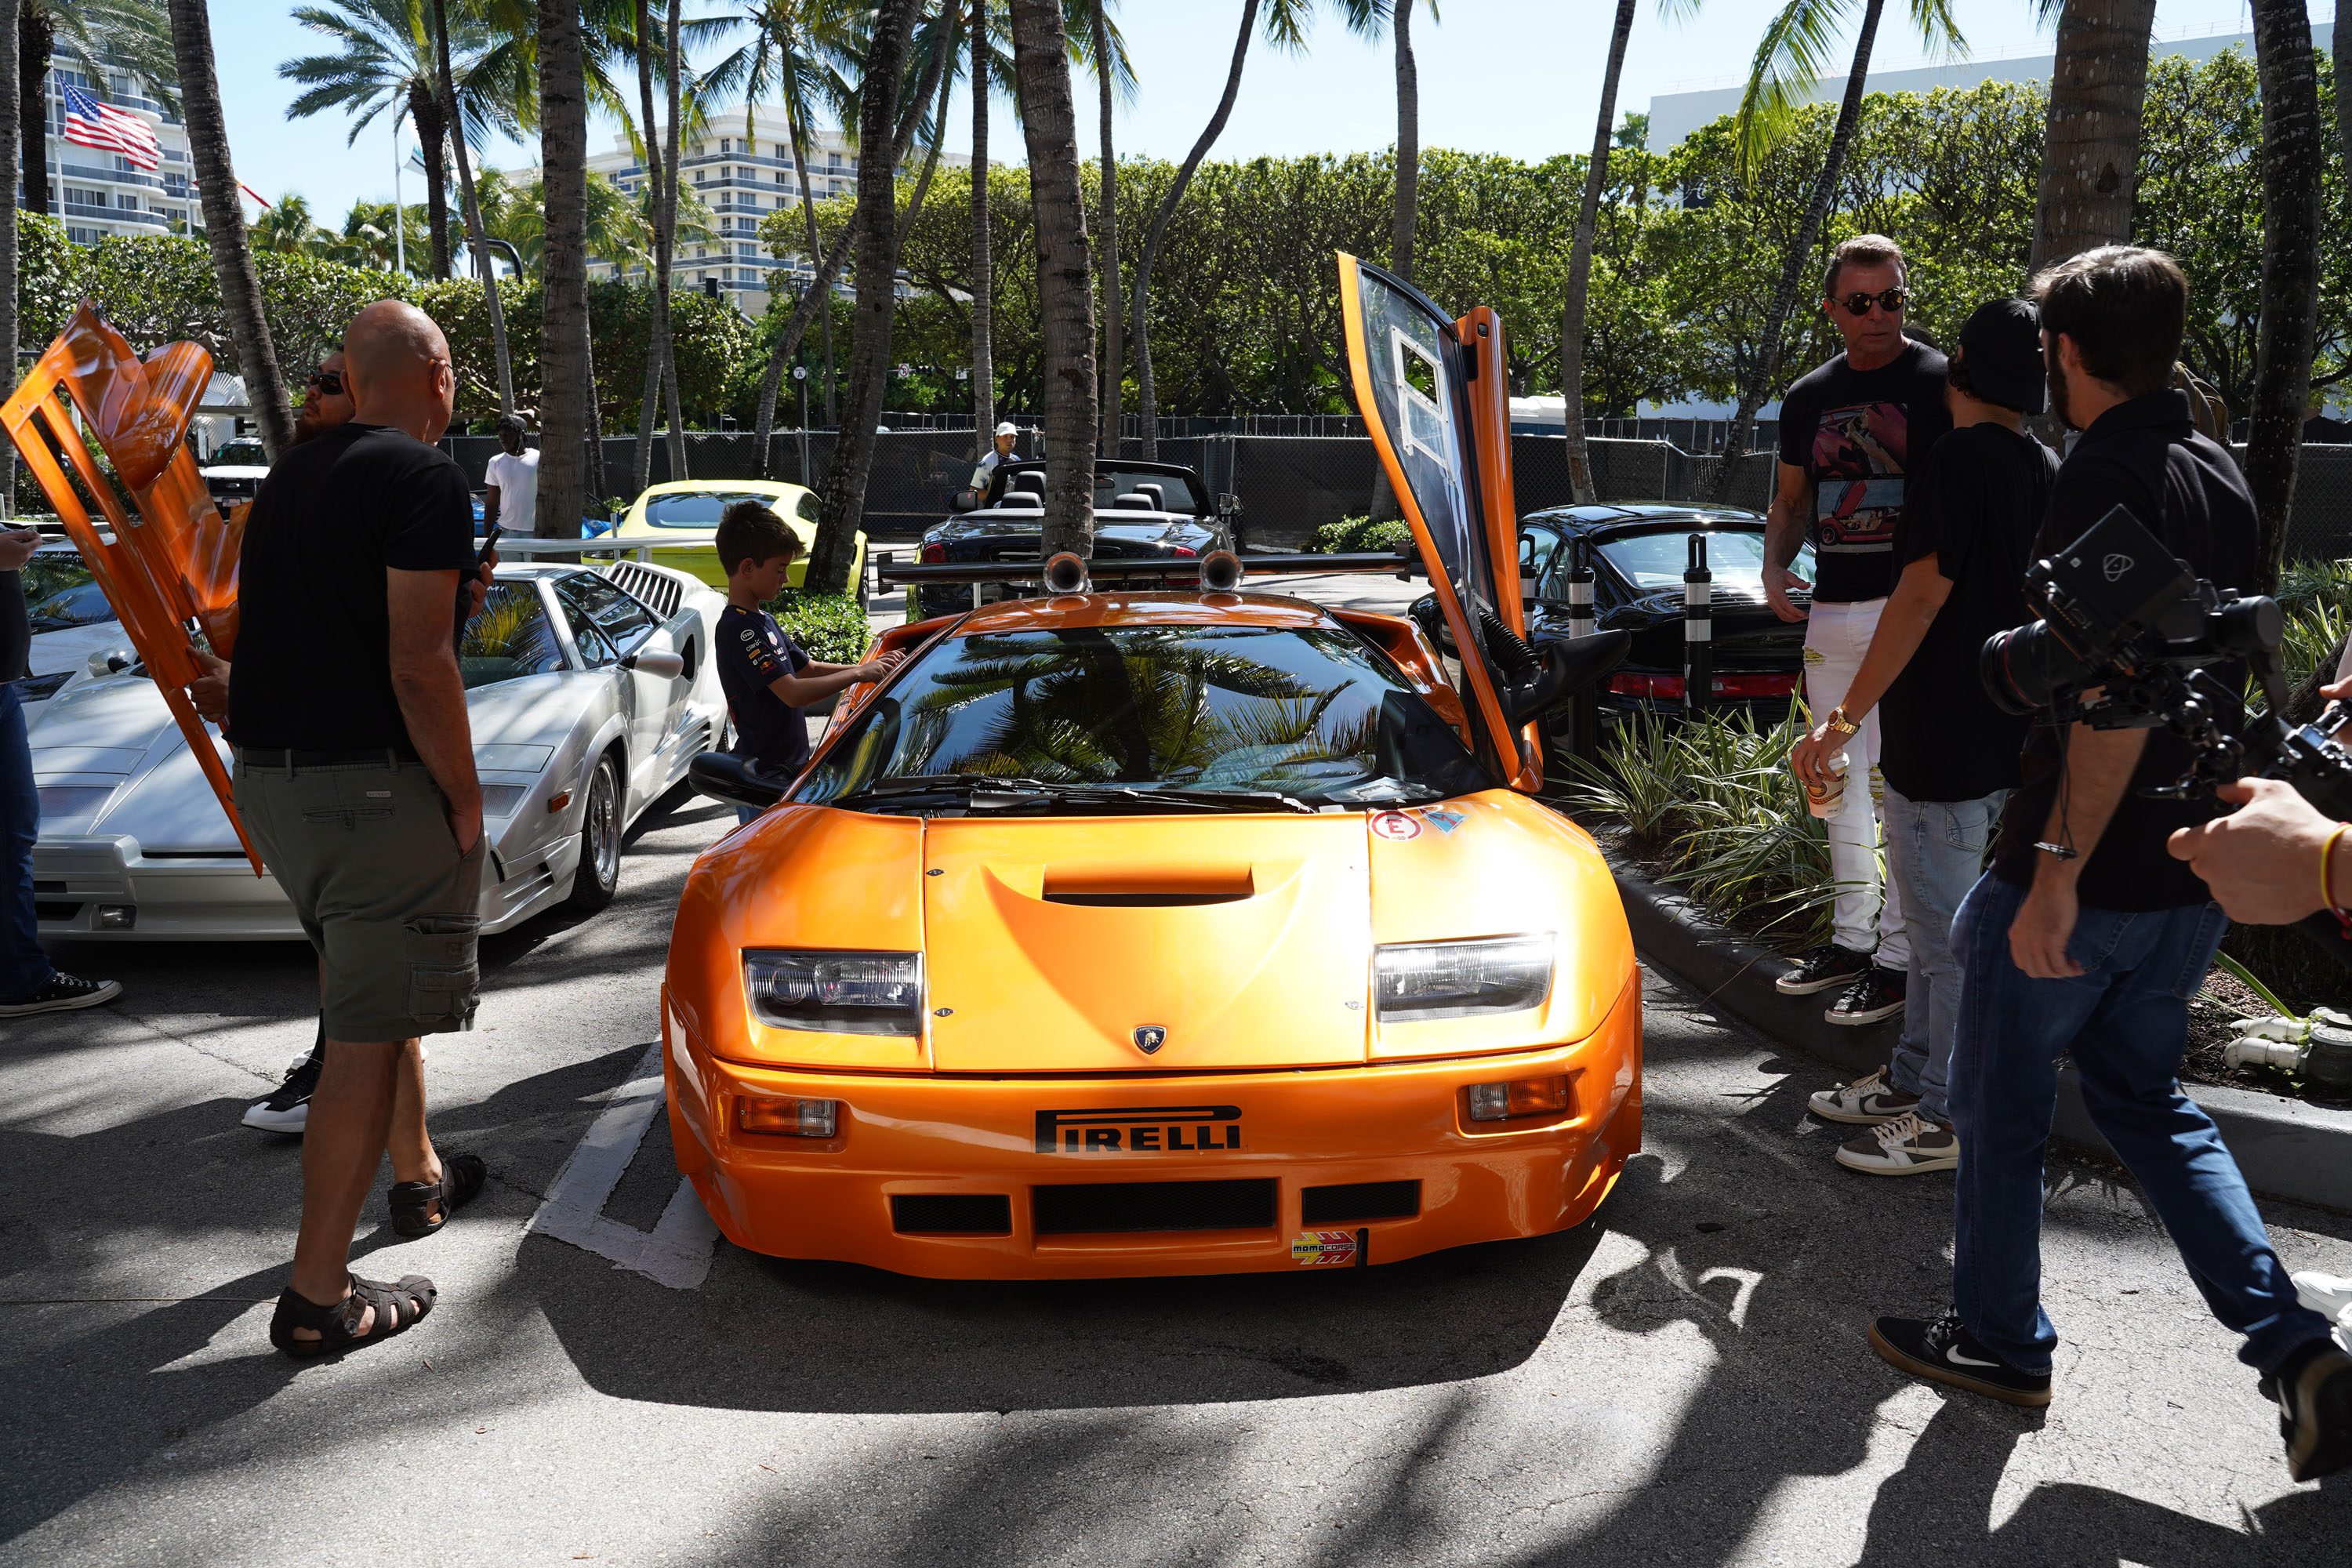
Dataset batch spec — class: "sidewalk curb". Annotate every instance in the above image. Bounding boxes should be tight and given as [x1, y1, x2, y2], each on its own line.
[1613, 859, 2352, 1215]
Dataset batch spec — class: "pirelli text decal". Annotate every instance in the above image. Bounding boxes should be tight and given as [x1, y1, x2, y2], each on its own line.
[1035, 1105, 1243, 1154]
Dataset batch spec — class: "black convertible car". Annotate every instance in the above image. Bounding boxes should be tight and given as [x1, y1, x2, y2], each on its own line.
[1416, 503, 1811, 718]
[912, 459, 1238, 619]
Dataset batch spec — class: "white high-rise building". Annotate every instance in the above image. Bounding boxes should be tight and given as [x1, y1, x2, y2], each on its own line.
[28, 60, 195, 245]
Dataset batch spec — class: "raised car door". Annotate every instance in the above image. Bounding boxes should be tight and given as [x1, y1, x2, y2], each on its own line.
[1337, 254, 1543, 790]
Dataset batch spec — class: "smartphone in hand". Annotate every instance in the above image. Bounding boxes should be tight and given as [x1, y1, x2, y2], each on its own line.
[478, 520, 504, 564]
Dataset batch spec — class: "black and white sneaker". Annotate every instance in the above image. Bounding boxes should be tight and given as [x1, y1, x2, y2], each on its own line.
[0, 972, 122, 1017]
[1870, 1312, 2051, 1407]
[1836, 1111, 1960, 1176]
[1827, 964, 1907, 1025]
[1807, 1065, 1922, 1125]
[242, 1052, 321, 1134]
[2262, 1337, 2352, 1482]
[1775, 944, 1872, 996]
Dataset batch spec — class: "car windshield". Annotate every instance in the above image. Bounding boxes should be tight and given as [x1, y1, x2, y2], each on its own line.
[21, 557, 111, 632]
[1094, 468, 1200, 513]
[1598, 529, 1813, 593]
[797, 623, 1488, 810]
[457, 584, 568, 688]
[644, 491, 778, 528]
[210, 439, 267, 466]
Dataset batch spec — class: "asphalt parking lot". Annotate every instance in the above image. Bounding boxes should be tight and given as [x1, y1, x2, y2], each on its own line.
[6, 573, 2351, 1565]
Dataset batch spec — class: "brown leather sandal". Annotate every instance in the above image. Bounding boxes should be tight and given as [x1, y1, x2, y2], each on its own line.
[268, 1272, 437, 1358]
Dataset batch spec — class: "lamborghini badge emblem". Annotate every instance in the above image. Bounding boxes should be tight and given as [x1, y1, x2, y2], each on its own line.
[1131, 1025, 1168, 1055]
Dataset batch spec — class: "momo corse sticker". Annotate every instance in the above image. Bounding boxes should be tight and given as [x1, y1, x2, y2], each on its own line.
[1292, 1229, 1360, 1267]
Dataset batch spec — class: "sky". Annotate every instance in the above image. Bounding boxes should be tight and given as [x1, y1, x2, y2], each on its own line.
[205, 0, 2319, 222]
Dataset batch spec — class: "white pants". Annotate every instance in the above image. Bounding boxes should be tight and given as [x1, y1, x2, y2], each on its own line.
[1802, 598, 1909, 967]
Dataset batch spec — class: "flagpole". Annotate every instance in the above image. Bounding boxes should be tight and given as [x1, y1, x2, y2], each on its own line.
[393, 111, 405, 275]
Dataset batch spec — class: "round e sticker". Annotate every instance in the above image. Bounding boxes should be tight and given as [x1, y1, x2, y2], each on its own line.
[1370, 811, 1421, 840]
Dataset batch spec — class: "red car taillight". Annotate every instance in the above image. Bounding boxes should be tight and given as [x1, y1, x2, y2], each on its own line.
[1711, 673, 1798, 699]
[1607, 672, 1796, 701]
[919, 540, 946, 563]
[1608, 673, 1686, 700]
[1169, 544, 1198, 557]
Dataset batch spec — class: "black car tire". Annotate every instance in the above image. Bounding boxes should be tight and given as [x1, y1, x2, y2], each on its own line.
[562, 752, 624, 914]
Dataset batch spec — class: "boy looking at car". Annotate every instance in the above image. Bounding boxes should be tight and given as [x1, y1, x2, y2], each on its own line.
[1790, 299, 2055, 1178]
[714, 503, 900, 824]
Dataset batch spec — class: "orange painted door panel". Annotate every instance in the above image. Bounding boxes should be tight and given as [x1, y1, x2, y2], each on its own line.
[921, 815, 1372, 1072]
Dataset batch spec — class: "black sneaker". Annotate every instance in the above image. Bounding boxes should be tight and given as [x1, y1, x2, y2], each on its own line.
[1775, 944, 1871, 996]
[242, 1051, 321, 1134]
[2263, 1337, 2352, 1482]
[0, 972, 122, 1017]
[1869, 1312, 2052, 1407]
[1827, 964, 1907, 1025]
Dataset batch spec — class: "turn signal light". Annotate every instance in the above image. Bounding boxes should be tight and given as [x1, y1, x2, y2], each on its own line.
[735, 1095, 840, 1138]
[1465, 1075, 1572, 1123]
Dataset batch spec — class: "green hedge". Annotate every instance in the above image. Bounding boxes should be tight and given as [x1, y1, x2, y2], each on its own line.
[1308, 515, 1414, 554]
[766, 590, 871, 666]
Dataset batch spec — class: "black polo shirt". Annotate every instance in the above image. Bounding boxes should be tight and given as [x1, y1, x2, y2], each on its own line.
[1988, 390, 2260, 910]
[717, 604, 813, 777]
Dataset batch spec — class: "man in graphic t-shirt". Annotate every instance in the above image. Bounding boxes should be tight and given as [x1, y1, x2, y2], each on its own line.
[1763, 234, 1952, 1027]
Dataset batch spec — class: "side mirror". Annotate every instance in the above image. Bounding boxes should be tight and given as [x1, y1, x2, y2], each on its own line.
[91, 649, 138, 677]
[1218, 492, 1243, 518]
[622, 648, 686, 680]
[688, 751, 785, 811]
[949, 488, 982, 514]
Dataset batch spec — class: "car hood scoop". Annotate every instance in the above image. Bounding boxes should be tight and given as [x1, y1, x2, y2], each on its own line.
[921, 815, 1370, 1072]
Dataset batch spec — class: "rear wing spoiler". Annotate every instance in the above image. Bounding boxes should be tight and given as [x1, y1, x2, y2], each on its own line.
[878, 548, 1426, 589]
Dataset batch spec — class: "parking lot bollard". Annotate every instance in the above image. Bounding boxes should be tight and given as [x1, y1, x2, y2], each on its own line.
[1683, 533, 1711, 715]
[1565, 535, 1600, 759]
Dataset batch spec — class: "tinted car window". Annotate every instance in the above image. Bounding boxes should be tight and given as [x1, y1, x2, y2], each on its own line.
[799, 623, 1487, 808]
[21, 557, 111, 630]
[795, 491, 821, 524]
[458, 584, 568, 688]
[1598, 530, 1814, 593]
[209, 439, 267, 466]
[644, 491, 775, 528]
[555, 574, 656, 656]
[1093, 469, 1201, 513]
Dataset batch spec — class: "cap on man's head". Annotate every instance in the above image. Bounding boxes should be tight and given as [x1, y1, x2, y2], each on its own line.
[1954, 299, 2046, 415]
[994, 421, 1019, 437]
[496, 413, 527, 438]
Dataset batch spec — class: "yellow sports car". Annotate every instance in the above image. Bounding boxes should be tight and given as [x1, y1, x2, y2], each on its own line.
[611, 478, 867, 590]
[662, 256, 1642, 1279]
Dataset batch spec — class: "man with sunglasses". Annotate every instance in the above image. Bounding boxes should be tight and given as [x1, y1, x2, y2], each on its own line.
[1766, 234, 1953, 1027]
[296, 354, 355, 444]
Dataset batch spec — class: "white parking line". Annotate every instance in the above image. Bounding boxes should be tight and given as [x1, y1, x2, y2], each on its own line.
[524, 1042, 719, 1290]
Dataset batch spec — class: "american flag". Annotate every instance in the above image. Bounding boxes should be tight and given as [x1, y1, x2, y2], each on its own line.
[60, 82, 161, 172]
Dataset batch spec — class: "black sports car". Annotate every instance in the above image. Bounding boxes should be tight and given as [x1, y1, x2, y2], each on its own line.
[912, 459, 1237, 619]
[1416, 503, 1812, 718]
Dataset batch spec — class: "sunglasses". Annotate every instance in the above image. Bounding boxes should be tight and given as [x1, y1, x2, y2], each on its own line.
[307, 368, 345, 394]
[1834, 289, 1908, 317]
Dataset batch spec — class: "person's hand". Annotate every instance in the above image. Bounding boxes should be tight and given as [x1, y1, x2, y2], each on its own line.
[1789, 724, 1840, 792]
[1763, 561, 1812, 624]
[447, 795, 485, 858]
[2325, 675, 2352, 705]
[2167, 777, 2341, 924]
[468, 558, 494, 619]
[0, 525, 39, 572]
[2009, 869, 2084, 978]
[858, 650, 906, 682]
[187, 645, 230, 727]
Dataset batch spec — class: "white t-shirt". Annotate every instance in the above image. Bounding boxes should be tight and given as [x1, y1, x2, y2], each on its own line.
[485, 447, 541, 535]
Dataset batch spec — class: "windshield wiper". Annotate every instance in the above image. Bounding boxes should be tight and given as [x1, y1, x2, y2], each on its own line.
[827, 775, 1316, 815]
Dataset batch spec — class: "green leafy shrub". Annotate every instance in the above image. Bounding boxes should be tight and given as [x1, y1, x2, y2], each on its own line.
[766, 589, 871, 665]
[1308, 515, 1414, 554]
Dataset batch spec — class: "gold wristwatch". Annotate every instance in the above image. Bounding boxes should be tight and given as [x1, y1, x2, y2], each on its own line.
[1824, 705, 1860, 738]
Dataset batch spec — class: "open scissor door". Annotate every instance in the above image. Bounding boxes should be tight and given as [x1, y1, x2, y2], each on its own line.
[1338, 255, 1547, 790]
[2, 303, 260, 872]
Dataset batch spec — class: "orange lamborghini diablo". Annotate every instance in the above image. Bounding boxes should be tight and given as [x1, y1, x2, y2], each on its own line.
[660, 258, 1643, 1279]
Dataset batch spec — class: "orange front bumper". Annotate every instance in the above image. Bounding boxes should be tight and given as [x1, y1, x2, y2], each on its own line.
[662, 975, 1642, 1279]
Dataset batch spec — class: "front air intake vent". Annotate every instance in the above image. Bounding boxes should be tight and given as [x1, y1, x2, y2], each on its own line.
[891, 1194, 1012, 1235]
[1301, 1180, 1420, 1225]
[1033, 1178, 1276, 1236]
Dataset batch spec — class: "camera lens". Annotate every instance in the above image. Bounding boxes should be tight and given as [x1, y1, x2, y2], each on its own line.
[2212, 595, 2284, 657]
[1980, 620, 2094, 716]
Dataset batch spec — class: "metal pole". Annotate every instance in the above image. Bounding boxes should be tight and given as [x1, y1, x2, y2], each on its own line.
[1565, 534, 1599, 758]
[1683, 532, 1712, 716]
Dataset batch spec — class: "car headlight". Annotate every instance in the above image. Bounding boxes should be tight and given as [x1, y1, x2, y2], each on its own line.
[35, 784, 118, 824]
[1374, 935, 1553, 1022]
[479, 784, 527, 818]
[744, 949, 924, 1036]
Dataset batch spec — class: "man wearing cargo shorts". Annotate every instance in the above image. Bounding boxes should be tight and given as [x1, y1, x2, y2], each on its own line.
[228, 300, 487, 1356]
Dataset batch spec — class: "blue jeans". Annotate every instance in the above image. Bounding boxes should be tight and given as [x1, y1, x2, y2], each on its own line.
[1, 681, 56, 1000]
[1882, 787, 2005, 1125]
[1947, 871, 2330, 1377]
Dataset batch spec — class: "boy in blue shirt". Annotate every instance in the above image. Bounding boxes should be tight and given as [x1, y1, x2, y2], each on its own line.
[713, 502, 899, 822]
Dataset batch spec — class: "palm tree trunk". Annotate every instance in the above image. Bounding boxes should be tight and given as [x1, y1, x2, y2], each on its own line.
[2336, 0, 2349, 222]
[1130, 0, 1258, 460]
[903, 12, 957, 226]
[630, 0, 662, 492]
[1704, 0, 1885, 503]
[1008, 0, 1096, 559]
[1390, 0, 1416, 281]
[17, 9, 46, 216]
[1092, 0, 1120, 455]
[2245, 0, 2325, 586]
[535, 0, 591, 539]
[2, 0, 19, 519]
[2027, 0, 2158, 274]
[408, 80, 453, 280]
[434, 0, 513, 417]
[805, 0, 924, 595]
[969, 0, 993, 458]
[786, 92, 826, 456]
[165, 0, 295, 457]
[583, 285, 608, 505]
[1563, 0, 1636, 504]
[659, 0, 686, 478]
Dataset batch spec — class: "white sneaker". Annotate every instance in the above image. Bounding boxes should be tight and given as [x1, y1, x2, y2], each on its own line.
[1835, 1110, 1960, 1176]
[241, 1051, 320, 1134]
[1807, 1066, 1922, 1126]
[2296, 1271, 2352, 1353]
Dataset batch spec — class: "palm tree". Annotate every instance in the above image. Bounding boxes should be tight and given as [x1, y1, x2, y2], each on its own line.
[1083, 0, 1134, 453]
[473, 165, 658, 271]
[1007, 0, 1094, 557]
[16, 0, 177, 217]
[2027, 0, 2158, 273]
[321, 198, 430, 268]
[1332, 0, 1428, 281]
[804, 0, 923, 593]
[535, 0, 591, 536]
[2245, 0, 2327, 584]
[1702, 0, 1963, 501]
[3, 0, 20, 521]
[281, 0, 466, 279]
[967, 0, 993, 456]
[430, 0, 515, 413]
[623, 0, 676, 490]
[1128, 0, 1310, 458]
[249, 191, 328, 253]
[165, 0, 294, 456]
[1562, 0, 1639, 503]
